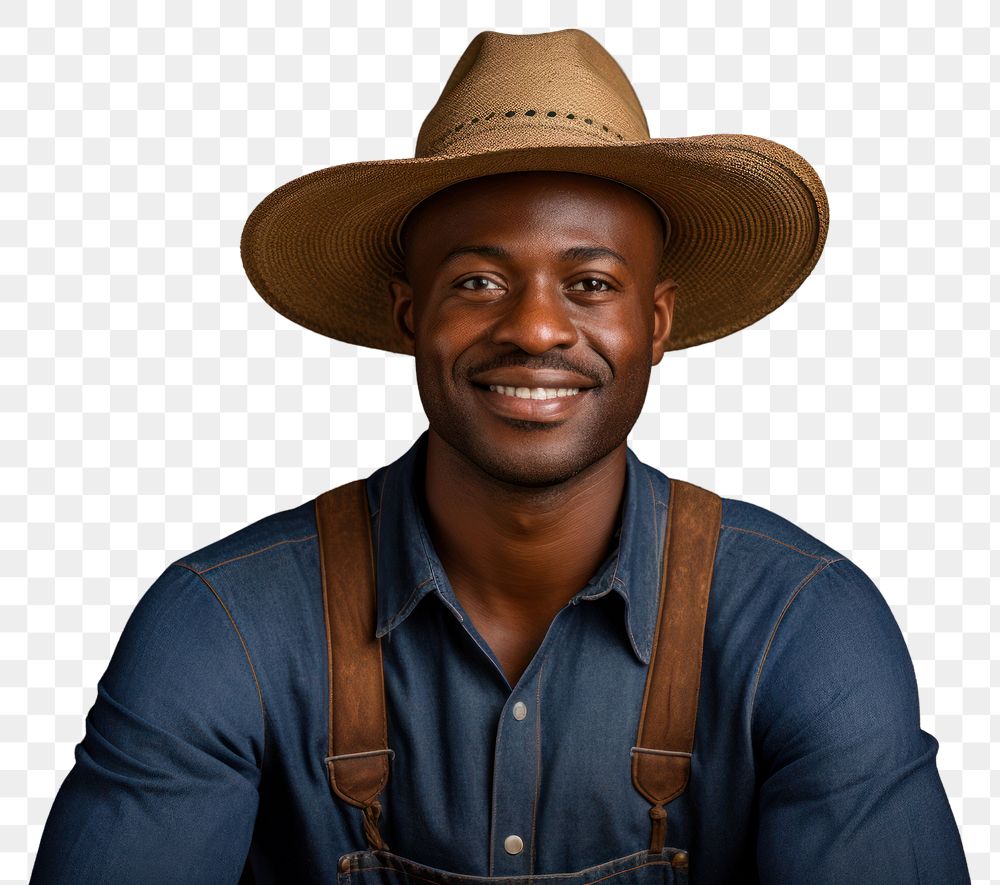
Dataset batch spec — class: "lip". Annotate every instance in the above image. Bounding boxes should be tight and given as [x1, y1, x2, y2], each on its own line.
[472, 383, 590, 423]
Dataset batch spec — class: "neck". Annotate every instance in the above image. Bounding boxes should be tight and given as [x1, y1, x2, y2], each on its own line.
[421, 429, 627, 626]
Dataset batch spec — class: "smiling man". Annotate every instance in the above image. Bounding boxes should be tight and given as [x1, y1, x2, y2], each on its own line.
[32, 28, 969, 885]
[390, 171, 676, 687]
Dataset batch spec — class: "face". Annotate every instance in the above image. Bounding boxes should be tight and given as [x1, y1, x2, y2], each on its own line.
[389, 171, 676, 488]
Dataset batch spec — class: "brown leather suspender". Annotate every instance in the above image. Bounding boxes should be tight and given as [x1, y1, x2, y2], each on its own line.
[316, 479, 393, 851]
[631, 479, 722, 853]
[314, 476, 722, 855]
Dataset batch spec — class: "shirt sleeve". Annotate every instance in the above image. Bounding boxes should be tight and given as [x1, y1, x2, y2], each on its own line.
[30, 563, 265, 885]
[751, 558, 970, 885]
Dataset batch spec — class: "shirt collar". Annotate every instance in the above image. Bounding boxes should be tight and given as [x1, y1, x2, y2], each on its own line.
[367, 430, 665, 664]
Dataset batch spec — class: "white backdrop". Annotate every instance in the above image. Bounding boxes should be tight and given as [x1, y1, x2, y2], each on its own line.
[2, 1, 995, 882]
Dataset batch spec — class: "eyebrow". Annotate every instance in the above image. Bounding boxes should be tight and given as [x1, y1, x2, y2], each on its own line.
[439, 244, 629, 268]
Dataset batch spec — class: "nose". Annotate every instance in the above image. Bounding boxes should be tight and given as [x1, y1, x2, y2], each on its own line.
[488, 279, 579, 354]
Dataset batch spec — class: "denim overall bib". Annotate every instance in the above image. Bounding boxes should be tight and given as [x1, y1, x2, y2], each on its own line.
[314, 477, 722, 884]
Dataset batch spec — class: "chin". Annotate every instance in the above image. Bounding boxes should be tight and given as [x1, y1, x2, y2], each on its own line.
[449, 425, 624, 490]
[479, 454, 588, 489]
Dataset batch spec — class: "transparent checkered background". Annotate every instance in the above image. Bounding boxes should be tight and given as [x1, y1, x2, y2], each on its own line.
[1, 1, 995, 882]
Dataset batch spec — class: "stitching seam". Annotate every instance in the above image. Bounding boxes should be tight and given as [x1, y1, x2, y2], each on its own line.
[373, 470, 388, 633]
[380, 576, 437, 635]
[348, 858, 672, 885]
[748, 557, 846, 736]
[721, 523, 836, 562]
[185, 533, 318, 575]
[646, 468, 668, 511]
[529, 663, 544, 874]
[352, 848, 677, 885]
[175, 563, 268, 766]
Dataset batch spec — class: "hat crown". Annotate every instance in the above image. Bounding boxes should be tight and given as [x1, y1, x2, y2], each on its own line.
[242, 29, 829, 358]
[415, 29, 651, 158]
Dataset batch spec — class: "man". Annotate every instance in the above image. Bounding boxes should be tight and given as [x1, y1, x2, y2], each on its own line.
[32, 28, 968, 884]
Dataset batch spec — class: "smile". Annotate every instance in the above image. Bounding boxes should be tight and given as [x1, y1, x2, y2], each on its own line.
[488, 385, 581, 400]
[473, 382, 590, 423]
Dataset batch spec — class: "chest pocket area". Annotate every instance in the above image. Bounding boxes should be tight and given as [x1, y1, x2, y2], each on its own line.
[337, 847, 690, 885]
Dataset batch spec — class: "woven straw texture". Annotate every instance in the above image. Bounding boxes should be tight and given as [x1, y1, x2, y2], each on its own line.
[241, 29, 829, 355]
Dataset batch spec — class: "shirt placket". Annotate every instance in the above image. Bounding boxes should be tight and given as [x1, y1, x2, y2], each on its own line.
[489, 663, 544, 876]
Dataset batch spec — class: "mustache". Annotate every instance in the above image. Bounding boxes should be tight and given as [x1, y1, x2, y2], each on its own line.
[467, 353, 604, 386]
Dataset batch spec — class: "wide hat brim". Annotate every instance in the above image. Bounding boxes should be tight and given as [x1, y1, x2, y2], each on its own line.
[240, 133, 829, 356]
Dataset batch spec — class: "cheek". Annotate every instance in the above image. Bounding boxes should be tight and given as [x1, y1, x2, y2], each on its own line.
[584, 309, 652, 375]
[415, 306, 488, 369]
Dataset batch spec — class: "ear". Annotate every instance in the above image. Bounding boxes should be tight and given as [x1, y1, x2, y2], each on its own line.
[650, 277, 676, 366]
[389, 273, 416, 352]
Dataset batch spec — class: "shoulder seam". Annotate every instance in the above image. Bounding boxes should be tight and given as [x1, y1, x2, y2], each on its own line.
[179, 532, 318, 575]
[721, 523, 835, 562]
[173, 562, 268, 766]
[748, 556, 847, 736]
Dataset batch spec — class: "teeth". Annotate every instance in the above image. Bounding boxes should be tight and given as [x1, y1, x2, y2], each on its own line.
[488, 385, 581, 399]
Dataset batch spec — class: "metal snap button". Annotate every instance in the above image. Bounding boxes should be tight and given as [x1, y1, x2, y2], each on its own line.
[512, 701, 527, 721]
[338, 855, 351, 873]
[504, 834, 524, 855]
[671, 850, 689, 870]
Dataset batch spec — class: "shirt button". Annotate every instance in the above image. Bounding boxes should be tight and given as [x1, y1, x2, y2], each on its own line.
[504, 834, 524, 855]
[512, 701, 527, 720]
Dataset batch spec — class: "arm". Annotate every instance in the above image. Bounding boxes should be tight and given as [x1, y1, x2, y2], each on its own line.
[751, 558, 969, 884]
[30, 563, 265, 884]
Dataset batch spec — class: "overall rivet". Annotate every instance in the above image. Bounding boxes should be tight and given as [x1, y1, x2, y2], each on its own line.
[504, 834, 524, 855]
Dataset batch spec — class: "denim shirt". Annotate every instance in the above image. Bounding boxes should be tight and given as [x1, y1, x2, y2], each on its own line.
[31, 430, 969, 883]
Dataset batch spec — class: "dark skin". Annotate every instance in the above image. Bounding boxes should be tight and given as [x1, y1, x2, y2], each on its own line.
[389, 171, 676, 687]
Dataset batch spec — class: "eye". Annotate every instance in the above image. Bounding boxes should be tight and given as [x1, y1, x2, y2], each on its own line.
[459, 276, 502, 291]
[569, 278, 613, 293]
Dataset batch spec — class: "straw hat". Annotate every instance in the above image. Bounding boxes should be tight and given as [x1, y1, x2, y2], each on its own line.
[240, 28, 829, 356]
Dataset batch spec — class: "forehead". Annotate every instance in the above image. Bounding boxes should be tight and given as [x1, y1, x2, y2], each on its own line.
[400, 171, 665, 254]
